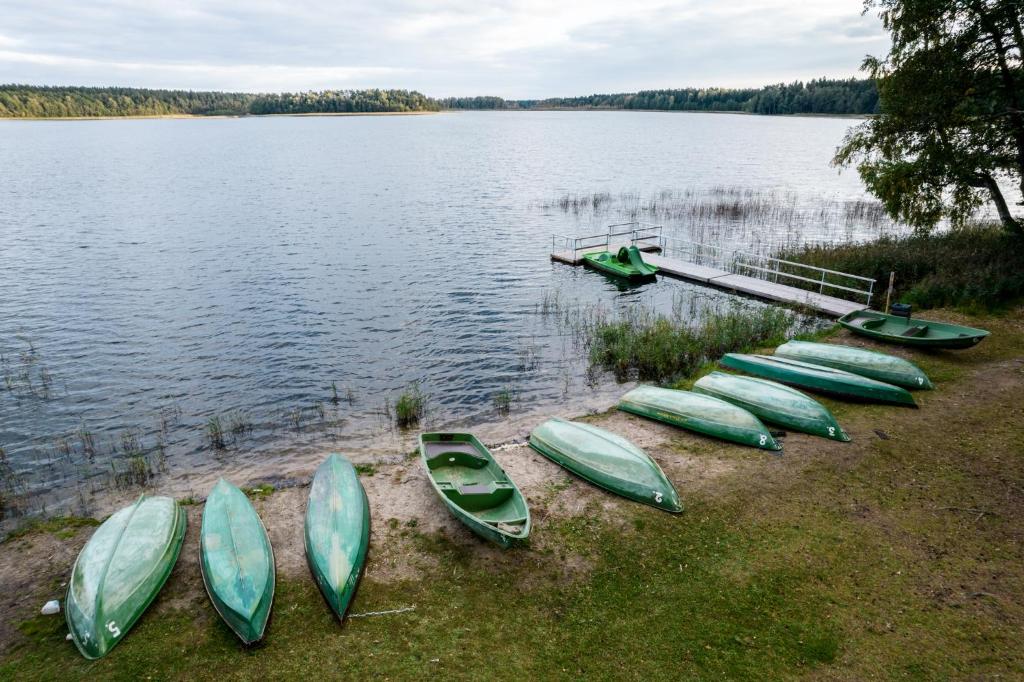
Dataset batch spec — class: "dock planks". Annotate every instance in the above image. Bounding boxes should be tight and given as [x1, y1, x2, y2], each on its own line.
[553, 249, 865, 318]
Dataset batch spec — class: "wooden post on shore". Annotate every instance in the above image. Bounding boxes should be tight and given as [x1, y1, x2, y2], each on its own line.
[884, 271, 895, 313]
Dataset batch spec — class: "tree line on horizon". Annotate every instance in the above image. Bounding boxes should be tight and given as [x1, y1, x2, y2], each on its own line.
[440, 78, 879, 115]
[0, 79, 877, 118]
[0, 86, 439, 118]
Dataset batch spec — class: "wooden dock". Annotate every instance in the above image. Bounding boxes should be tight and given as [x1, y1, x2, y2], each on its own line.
[552, 248, 866, 318]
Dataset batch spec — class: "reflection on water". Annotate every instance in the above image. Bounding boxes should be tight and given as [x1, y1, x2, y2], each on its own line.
[0, 112, 904, 527]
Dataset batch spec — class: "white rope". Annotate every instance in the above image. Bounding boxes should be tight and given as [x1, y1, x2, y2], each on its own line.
[347, 605, 416, 619]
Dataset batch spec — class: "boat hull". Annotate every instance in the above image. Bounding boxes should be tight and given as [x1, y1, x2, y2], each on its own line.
[66, 495, 186, 660]
[720, 353, 916, 406]
[529, 418, 681, 512]
[201, 479, 275, 644]
[838, 310, 989, 349]
[419, 433, 530, 547]
[693, 371, 849, 441]
[305, 454, 370, 623]
[775, 340, 933, 390]
[618, 385, 781, 450]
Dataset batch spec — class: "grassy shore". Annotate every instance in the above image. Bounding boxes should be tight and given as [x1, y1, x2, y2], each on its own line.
[1, 306, 1022, 680]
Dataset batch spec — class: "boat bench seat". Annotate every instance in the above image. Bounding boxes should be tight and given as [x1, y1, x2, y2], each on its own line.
[425, 450, 490, 469]
[900, 324, 929, 338]
[440, 481, 515, 511]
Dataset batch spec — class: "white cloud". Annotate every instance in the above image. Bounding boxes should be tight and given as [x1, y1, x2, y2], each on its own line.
[0, 0, 889, 96]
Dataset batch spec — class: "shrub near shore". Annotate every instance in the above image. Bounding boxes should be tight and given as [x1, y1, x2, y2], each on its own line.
[777, 226, 1024, 312]
[587, 303, 805, 384]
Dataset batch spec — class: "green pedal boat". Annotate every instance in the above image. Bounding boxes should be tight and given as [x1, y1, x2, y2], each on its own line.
[201, 479, 276, 644]
[66, 495, 186, 659]
[775, 340, 933, 390]
[721, 353, 915, 406]
[529, 418, 681, 512]
[693, 371, 849, 442]
[838, 310, 989, 349]
[305, 454, 369, 623]
[618, 385, 781, 450]
[582, 246, 658, 281]
[419, 433, 530, 547]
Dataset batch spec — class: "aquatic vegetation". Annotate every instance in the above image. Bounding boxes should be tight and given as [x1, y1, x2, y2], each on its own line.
[587, 302, 802, 383]
[0, 446, 26, 521]
[0, 339, 58, 400]
[225, 411, 253, 437]
[543, 187, 900, 253]
[395, 383, 425, 428]
[330, 381, 340, 405]
[516, 342, 540, 372]
[76, 425, 96, 460]
[493, 387, 515, 415]
[205, 417, 227, 450]
[119, 429, 143, 457]
[111, 455, 152, 489]
[354, 463, 377, 476]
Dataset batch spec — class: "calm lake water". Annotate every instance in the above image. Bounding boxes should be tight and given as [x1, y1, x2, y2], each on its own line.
[0, 111, 901, 524]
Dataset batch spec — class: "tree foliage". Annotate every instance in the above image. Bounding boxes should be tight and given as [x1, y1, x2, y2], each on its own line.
[835, 0, 1024, 234]
[0, 85, 437, 117]
[440, 79, 879, 115]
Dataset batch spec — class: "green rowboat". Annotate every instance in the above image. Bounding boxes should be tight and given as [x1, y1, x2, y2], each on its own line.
[721, 353, 915, 406]
[693, 371, 849, 442]
[419, 433, 530, 547]
[775, 340, 934, 390]
[618, 385, 781, 450]
[305, 454, 370, 623]
[66, 495, 186, 659]
[201, 479, 275, 644]
[838, 310, 989, 349]
[529, 418, 681, 512]
[582, 246, 658, 281]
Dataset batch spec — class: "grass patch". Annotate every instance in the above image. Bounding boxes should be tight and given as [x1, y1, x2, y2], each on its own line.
[354, 463, 377, 477]
[244, 484, 275, 499]
[394, 382, 425, 428]
[777, 225, 1024, 312]
[3, 515, 99, 543]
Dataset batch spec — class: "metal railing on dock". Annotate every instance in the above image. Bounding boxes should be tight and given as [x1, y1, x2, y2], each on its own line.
[551, 222, 663, 259]
[658, 236, 875, 306]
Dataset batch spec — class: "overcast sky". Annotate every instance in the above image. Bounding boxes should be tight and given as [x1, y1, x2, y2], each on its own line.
[0, 0, 890, 98]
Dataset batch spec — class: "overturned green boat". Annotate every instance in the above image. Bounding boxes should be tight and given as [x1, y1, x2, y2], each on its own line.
[201, 479, 276, 644]
[582, 246, 658, 281]
[618, 385, 781, 450]
[305, 454, 369, 623]
[721, 353, 915, 406]
[420, 433, 530, 547]
[66, 495, 186, 659]
[693, 371, 849, 442]
[775, 340, 933, 390]
[838, 310, 989, 349]
[529, 418, 681, 512]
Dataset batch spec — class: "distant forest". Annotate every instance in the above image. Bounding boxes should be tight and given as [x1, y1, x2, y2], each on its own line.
[0, 79, 877, 118]
[0, 86, 438, 117]
[441, 79, 879, 115]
